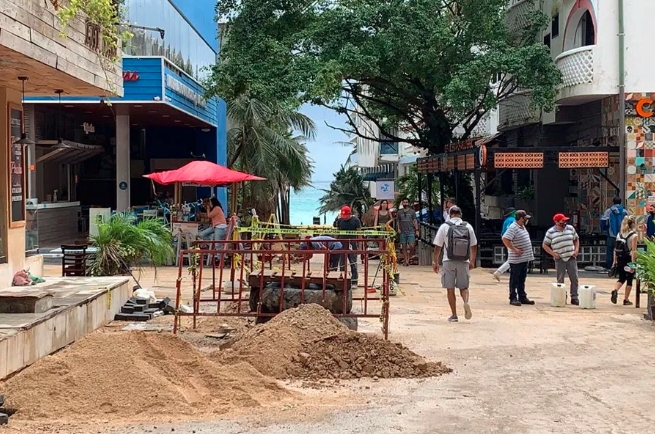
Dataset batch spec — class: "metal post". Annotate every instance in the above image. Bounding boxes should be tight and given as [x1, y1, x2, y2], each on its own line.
[618, 0, 626, 202]
[426, 173, 433, 224]
[417, 172, 424, 222]
[474, 168, 482, 267]
[439, 173, 445, 217]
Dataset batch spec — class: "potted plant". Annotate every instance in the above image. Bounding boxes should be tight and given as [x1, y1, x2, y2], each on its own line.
[635, 239, 655, 321]
[89, 213, 174, 276]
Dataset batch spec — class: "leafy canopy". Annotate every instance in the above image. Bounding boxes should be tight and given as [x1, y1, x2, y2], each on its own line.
[319, 165, 373, 215]
[209, 0, 561, 154]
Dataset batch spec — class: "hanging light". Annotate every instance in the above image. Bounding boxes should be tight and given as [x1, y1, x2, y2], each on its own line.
[55, 89, 64, 144]
[13, 76, 35, 146]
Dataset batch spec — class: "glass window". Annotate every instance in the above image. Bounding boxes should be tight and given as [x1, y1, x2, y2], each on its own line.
[122, 0, 215, 81]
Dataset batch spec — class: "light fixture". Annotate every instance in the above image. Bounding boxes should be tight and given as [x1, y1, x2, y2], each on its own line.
[133, 104, 142, 108]
[64, 105, 74, 108]
[55, 89, 64, 143]
[174, 120, 181, 123]
[148, 110, 157, 114]
[162, 114, 170, 118]
[13, 77, 35, 146]
[201, 128, 210, 133]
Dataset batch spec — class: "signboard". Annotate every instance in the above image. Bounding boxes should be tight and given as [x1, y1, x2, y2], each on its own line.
[122, 71, 140, 82]
[165, 75, 207, 109]
[636, 98, 653, 118]
[375, 180, 395, 200]
[8, 105, 25, 225]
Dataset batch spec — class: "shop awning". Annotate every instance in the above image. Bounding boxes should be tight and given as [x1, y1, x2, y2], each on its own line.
[36, 140, 104, 165]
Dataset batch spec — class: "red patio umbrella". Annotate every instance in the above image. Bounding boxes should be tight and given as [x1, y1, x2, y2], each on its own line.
[144, 160, 265, 186]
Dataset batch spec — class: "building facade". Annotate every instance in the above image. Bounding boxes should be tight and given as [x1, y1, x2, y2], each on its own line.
[24, 0, 227, 249]
[0, 0, 122, 284]
[498, 0, 655, 233]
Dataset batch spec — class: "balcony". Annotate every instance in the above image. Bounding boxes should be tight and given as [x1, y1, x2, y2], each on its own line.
[505, 0, 537, 33]
[554, 45, 616, 105]
[497, 91, 541, 131]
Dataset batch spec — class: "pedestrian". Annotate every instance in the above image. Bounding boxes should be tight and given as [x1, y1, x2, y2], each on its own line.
[443, 197, 456, 223]
[492, 207, 516, 281]
[432, 206, 477, 322]
[600, 196, 628, 270]
[542, 213, 580, 305]
[333, 205, 362, 284]
[611, 215, 638, 306]
[646, 204, 655, 239]
[397, 197, 419, 266]
[501, 210, 536, 306]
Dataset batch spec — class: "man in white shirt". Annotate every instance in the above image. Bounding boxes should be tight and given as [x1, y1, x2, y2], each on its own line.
[432, 206, 478, 322]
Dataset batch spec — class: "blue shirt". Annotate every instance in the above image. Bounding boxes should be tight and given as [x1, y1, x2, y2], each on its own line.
[502, 216, 515, 236]
[648, 214, 655, 238]
[300, 236, 342, 250]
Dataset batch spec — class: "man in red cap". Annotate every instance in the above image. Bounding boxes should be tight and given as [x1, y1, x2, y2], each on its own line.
[333, 205, 362, 284]
[542, 213, 580, 305]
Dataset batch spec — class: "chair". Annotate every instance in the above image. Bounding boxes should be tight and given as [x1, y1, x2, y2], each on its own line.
[142, 209, 158, 219]
[61, 244, 89, 276]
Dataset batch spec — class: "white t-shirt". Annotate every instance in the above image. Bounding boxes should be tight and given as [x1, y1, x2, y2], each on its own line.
[433, 218, 478, 262]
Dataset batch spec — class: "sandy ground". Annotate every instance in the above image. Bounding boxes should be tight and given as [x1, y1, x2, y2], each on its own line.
[8, 263, 654, 433]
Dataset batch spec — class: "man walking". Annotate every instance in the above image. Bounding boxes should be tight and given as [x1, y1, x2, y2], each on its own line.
[600, 196, 628, 270]
[502, 210, 535, 306]
[542, 213, 580, 305]
[397, 198, 419, 266]
[442, 197, 456, 223]
[333, 206, 362, 284]
[432, 206, 478, 322]
[492, 207, 516, 281]
[646, 204, 655, 239]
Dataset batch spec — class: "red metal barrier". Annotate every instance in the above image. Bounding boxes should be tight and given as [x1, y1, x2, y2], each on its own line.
[173, 238, 391, 339]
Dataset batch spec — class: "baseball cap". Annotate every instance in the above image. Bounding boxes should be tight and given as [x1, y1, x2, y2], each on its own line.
[449, 205, 462, 216]
[340, 206, 352, 217]
[515, 210, 531, 220]
[553, 213, 570, 222]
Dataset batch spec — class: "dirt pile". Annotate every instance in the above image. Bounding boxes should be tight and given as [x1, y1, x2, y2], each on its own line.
[216, 304, 450, 381]
[0, 331, 291, 422]
[216, 303, 348, 378]
[291, 332, 452, 380]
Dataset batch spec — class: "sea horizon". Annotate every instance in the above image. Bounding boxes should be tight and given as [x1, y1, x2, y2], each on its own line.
[289, 181, 338, 226]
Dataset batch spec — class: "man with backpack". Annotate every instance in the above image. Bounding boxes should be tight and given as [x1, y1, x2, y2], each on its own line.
[600, 196, 628, 270]
[432, 206, 478, 322]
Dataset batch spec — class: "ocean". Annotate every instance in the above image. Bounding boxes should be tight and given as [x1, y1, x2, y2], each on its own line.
[290, 181, 338, 226]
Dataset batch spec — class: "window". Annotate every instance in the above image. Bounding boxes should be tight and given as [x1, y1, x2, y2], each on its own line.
[552, 14, 560, 38]
[543, 34, 551, 49]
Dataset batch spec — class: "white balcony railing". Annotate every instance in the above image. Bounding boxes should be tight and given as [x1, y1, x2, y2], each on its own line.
[505, 0, 536, 33]
[555, 46, 595, 88]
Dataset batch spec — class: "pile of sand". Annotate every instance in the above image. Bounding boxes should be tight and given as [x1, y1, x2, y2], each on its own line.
[216, 304, 348, 378]
[0, 331, 291, 422]
[216, 304, 450, 380]
[290, 332, 452, 380]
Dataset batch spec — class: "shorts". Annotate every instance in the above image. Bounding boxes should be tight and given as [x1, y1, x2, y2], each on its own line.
[616, 261, 635, 286]
[399, 233, 416, 244]
[441, 260, 470, 289]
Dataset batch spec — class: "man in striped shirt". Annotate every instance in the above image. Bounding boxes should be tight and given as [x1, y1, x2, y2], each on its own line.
[502, 210, 536, 306]
[541, 213, 580, 305]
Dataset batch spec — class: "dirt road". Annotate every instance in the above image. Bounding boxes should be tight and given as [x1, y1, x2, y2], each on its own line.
[18, 266, 655, 433]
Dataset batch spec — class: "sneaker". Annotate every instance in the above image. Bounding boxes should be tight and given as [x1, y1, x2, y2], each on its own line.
[519, 298, 535, 305]
[510, 300, 522, 306]
[571, 299, 580, 306]
[611, 290, 618, 304]
[448, 315, 458, 322]
[463, 303, 472, 320]
[492, 272, 500, 282]
[623, 299, 633, 306]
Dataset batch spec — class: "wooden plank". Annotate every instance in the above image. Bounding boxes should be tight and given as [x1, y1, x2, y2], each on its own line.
[326, 271, 342, 280]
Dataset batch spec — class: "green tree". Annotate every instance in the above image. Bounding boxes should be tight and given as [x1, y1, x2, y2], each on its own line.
[395, 165, 440, 209]
[209, 0, 560, 155]
[226, 95, 315, 223]
[319, 166, 373, 217]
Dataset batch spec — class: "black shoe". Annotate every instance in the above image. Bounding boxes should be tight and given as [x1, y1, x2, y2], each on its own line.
[519, 298, 535, 305]
[611, 290, 618, 304]
[571, 299, 580, 306]
[510, 300, 522, 306]
[623, 299, 633, 306]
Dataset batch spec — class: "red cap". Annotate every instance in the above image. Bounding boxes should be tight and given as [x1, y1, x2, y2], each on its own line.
[340, 206, 352, 217]
[553, 213, 570, 222]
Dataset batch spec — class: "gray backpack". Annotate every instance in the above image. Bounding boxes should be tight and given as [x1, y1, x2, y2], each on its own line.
[446, 221, 471, 261]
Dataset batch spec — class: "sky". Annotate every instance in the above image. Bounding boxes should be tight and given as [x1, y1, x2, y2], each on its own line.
[170, 0, 353, 183]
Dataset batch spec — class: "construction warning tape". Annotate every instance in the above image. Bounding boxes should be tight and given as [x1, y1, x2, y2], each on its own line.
[235, 227, 394, 237]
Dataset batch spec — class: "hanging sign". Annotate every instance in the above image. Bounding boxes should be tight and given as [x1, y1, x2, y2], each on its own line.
[8, 105, 25, 225]
[636, 98, 654, 118]
[375, 180, 396, 200]
[122, 71, 140, 82]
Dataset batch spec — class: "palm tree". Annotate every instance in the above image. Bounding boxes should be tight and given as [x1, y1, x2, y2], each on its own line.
[226, 95, 316, 223]
[319, 166, 373, 217]
[395, 165, 441, 208]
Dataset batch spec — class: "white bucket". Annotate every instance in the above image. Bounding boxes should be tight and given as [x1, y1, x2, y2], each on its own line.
[550, 283, 567, 307]
[579, 285, 597, 309]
